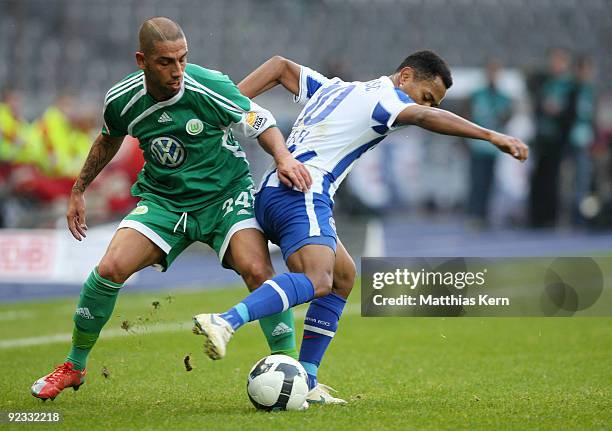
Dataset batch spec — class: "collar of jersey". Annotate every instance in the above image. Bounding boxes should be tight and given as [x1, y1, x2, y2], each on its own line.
[143, 77, 185, 105]
[127, 79, 185, 136]
[380, 75, 397, 90]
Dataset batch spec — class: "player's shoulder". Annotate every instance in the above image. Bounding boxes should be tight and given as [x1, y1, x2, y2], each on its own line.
[372, 76, 414, 104]
[184, 63, 234, 88]
[183, 63, 248, 111]
[103, 70, 145, 110]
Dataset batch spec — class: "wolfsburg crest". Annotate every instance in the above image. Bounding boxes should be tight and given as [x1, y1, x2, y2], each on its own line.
[186, 118, 204, 135]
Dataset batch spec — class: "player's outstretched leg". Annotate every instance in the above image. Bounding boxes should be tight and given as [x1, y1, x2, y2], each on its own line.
[302, 239, 356, 405]
[220, 228, 298, 359]
[192, 272, 315, 360]
[31, 228, 164, 400]
[193, 244, 333, 360]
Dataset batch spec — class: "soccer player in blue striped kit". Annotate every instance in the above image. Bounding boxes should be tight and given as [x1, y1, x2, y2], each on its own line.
[193, 51, 529, 404]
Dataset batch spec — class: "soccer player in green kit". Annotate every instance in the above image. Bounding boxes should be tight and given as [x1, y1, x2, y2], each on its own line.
[31, 17, 312, 401]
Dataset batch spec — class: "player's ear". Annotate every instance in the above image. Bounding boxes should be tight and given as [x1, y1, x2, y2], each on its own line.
[135, 51, 146, 70]
[398, 67, 414, 86]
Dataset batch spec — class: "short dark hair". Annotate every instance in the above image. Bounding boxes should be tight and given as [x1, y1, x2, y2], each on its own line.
[139, 17, 185, 55]
[395, 50, 453, 89]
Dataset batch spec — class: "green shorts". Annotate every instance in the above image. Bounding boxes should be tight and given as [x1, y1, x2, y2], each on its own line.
[117, 180, 261, 271]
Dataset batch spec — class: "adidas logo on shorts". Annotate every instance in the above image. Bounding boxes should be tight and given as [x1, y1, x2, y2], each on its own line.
[271, 322, 293, 336]
[158, 112, 173, 123]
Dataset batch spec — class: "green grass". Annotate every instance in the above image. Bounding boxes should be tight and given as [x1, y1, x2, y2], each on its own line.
[0, 285, 611, 430]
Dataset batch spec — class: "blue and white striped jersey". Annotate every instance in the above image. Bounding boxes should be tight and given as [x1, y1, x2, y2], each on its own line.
[259, 66, 416, 199]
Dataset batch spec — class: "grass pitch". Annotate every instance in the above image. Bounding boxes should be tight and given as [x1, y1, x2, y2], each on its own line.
[0, 284, 611, 430]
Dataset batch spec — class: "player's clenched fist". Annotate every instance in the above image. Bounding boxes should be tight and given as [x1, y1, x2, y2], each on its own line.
[490, 132, 529, 162]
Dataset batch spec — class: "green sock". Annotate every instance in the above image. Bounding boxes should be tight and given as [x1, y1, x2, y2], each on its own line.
[66, 268, 122, 370]
[259, 309, 297, 359]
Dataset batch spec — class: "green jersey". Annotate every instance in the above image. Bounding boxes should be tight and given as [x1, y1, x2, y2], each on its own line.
[102, 63, 273, 212]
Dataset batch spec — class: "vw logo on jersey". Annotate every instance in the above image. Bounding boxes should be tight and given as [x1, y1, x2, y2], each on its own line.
[150, 136, 186, 168]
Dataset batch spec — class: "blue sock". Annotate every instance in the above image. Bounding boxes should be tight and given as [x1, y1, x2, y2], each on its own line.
[299, 293, 347, 390]
[221, 273, 315, 331]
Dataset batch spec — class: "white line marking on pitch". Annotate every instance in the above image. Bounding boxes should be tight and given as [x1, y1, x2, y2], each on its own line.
[0, 304, 360, 350]
[0, 310, 34, 321]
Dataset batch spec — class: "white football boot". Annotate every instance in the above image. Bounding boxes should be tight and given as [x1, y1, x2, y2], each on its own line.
[306, 383, 347, 405]
[192, 313, 234, 360]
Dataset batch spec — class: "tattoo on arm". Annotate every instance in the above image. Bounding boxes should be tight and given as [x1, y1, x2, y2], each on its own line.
[72, 134, 123, 193]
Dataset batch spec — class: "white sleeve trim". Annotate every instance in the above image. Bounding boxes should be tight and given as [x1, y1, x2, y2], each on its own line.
[231, 100, 277, 139]
[292, 66, 332, 106]
[293, 66, 306, 104]
[380, 84, 417, 129]
[387, 101, 417, 128]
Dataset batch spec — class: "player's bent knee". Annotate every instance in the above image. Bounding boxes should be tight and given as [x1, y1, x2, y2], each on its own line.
[334, 262, 357, 299]
[334, 271, 356, 298]
[307, 271, 333, 297]
[97, 255, 131, 284]
[240, 261, 274, 291]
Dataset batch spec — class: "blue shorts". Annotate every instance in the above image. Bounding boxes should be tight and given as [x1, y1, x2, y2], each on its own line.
[255, 185, 337, 261]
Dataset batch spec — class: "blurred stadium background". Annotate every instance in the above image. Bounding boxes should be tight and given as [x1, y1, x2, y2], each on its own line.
[1, 0, 612, 300]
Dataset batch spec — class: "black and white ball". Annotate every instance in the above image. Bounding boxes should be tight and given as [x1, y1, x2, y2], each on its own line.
[247, 354, 309, 411]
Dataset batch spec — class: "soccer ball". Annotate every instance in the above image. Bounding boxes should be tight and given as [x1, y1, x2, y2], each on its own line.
[246, 354, 309, 411]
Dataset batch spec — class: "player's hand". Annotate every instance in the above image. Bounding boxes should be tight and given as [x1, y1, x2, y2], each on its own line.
[490, 132, 529, 162]
[276, 154, 312, 192]
[66, 191, 88, 241]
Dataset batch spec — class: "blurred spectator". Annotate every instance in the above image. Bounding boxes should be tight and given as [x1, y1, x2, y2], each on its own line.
[10, 94, 87, 207]
[0, 89, 25, 227]
[467, 60, 513, 227]
[37, 93, 91, 178]
[0, 89, 24, 164]
[0, 91, 142, 228]
[567, 56, 597, 225]
[528, 48, 575, 228]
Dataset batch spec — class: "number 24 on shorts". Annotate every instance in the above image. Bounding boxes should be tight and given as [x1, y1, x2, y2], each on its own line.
[221, 189, 254, 217]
